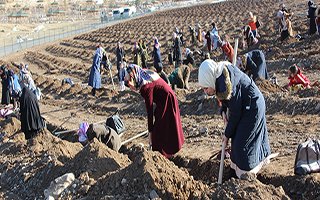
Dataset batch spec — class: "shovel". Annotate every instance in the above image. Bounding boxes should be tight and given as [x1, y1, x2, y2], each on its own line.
[218, 38, 238, 185]
[52, 112, 77, 134]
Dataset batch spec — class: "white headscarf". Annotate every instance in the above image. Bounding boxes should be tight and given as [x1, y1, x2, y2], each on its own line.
[198, 59, 224, 89]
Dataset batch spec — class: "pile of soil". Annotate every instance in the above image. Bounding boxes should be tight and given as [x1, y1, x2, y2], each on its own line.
[212, 178, 289, 200]
[93, 145, 209, 199]
[294, 88, 320, 98]
[264, 93, 320, 115]
[255, 79, 285, 94]
[1, 0, 320, 199]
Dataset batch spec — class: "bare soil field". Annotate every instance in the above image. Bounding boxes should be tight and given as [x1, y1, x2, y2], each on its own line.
[0, 0, 319, 199]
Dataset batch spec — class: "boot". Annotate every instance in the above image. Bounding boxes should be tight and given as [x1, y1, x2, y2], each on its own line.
[91, 88, 96, 96]
[183, 66, 190, 90]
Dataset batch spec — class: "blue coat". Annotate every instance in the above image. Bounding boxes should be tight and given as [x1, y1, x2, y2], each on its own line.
[153, 45, 162, 71]
[245, 50, 269, 81]
[218, 64, 271, 171]
[88, 53, 102, 89]
[9, 74, 22, 97]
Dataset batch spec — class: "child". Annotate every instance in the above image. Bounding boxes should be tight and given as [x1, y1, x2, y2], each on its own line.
[287, 65, 311, 91]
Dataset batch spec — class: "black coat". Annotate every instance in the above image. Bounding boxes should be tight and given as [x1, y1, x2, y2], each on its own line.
[308, 5, 317, 34]
[1, 70, 10, 105]
[20, 87, 45, 139]
[245, 50, 269, 80]
[116, 47, 125, 69]
[183, 53, 195, 65]
[153, 46, 162, 71]
[173, 37, 182, 63]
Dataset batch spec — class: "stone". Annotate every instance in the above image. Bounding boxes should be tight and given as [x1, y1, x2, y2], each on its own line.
[149, 190, 160, 199]
[44, 173, 75, 199]
[79, 185, 91, 195]
[79, 172, 90, 184]
[199, 127, 208, 134]
[240, 172, 256, 182]
[121, 178, 127, 185]
[87, 178, 96, 186]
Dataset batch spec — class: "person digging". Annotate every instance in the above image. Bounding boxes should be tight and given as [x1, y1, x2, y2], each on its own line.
[85, 123, 121, 152]
[198, 59, 273, 179]
[167, 65, 191, 90]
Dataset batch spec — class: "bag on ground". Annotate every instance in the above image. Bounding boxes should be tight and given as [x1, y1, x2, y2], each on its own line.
[106, 110, 125, 135]
[294, 139, 320, 175]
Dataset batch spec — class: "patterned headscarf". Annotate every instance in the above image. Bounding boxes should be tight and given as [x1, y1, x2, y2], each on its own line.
[125, 64, 155, 89]
[78, 122, 89, 143]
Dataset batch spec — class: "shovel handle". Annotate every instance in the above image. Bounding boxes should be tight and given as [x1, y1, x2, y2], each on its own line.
[121, 131, 148, 146]
[218, 141, 226, 185]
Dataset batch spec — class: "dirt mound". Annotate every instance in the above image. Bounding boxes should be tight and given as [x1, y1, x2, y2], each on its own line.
[255, 79, 285, 94]
[213, 178, 289, 200]
[294, 88, 320, 98]
[259, 172, 320, 199]
[265, 94, 320, 115]
[0, 117, 21, 137]
[29, 130, 83, 160]
[93, 145, 209, 199]
[180, 89, 220, 116]
[172, 155, 221, 183]
[65, 139, 131, 180]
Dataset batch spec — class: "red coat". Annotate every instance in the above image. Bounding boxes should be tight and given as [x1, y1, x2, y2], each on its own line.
[221, 42, 234, 62]
[288, 68, 310, 87]
[140, 78, 184, 157]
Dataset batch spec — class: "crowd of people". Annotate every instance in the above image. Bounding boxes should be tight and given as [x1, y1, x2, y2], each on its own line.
[1, 1, 319, 181]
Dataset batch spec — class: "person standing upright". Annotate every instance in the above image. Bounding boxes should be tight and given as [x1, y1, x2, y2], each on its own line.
[173, 32, 182, 68]
[88, 45, 103, 96]
[248, 12, 259, 38]
[116, 42, 125, 81]
[307, 1, 317, 35]
[0, 65, 10, 105]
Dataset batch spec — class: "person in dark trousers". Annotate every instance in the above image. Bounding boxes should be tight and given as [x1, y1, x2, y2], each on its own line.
[238, 50, 269, 81]
[116, 42, 125, 81]
[316, 7, 320, 34]
[198, 60, 271, 178]
[153, 37, 162, 72]
[20, 87, 45, 139]
[0, 65, 10, 105]
[88, 46, 103, 96]
[124, 64, 184, 158]
[189, 25, 196, 45]
[173, 32, 182, 68]
[205, 31, 212, 52]
[182, 48, 195, 66]
[307, 1, 317, 35]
